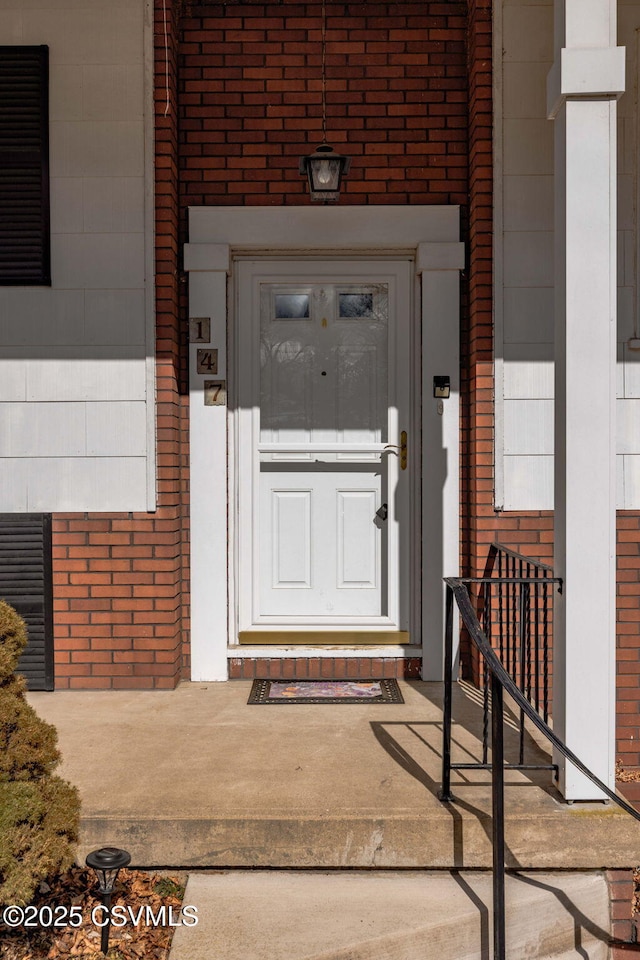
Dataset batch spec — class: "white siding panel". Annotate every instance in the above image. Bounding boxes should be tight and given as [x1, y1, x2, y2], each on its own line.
[503, 120, 554, 175]
[0, 0, 153, 514]
[24, 353, 146, 402]
[0, 289, 85, 345]
[503, 287, 554, 343]
[502, 5, 554, 62]
[0, 403, 86, 457]
[504, 231, 554, 288]
[49, 121, 144, 178]
[51, 233, 144, 289]
[618, 287, 634, 341]
[0, 461, 29, 512]
[618, 454, 626, 510]
[503, 345, 554, 398]
[625, 347, 640, 397]
[0, 14, 24, 42]
[26, 458, 148, 512]
[83, 177, 145, 233]
[2, 0, 133, 10]
[504, 399, 554, 455]
[84, 290, 146, 345]
[620, 117, 635, 177]
[617, 399, 640, 454]
[503, 176, 554, 231]
[51, 178, 145, 235]
[0, 362, 27, 402]
[619, 175, 635, 231]
[620, 230, 635, 287]
[48, 65, 83, 121]
[621, 455, 640, 509]
[82, 65, 144, 121]
[502, 62, 549, 118]
[86, 402, 147, 456]
[21, 7, 143, 65]
[618, 345, 625, 399]
[503, 456, 554, 510]
[50, 177, 84, 233]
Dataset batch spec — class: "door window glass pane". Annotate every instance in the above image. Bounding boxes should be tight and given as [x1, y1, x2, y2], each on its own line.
[338, 292, 374, 319]
[274, 293, 310, 319]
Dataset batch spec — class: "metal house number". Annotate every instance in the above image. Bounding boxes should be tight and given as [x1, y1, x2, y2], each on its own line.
[204, 380, 226, 406]
[197, 349, 218, 375]
[189, 318, 211, 342]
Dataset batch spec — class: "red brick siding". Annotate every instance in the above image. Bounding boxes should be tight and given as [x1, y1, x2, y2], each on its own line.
[179, 1, 469, 208]
[229, 657, 422, 680]
[616, 514, 640, 768]
[52, 0, 187, 690]
[607, 868, 638, 953]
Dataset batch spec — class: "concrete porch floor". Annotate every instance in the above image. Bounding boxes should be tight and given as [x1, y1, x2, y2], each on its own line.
[27, 680, 640, 869]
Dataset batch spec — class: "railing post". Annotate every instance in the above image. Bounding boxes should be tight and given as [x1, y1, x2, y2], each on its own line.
[518, 582, 529, 765]
[491, 673, 506, 960]
[439, 584, 454, 802]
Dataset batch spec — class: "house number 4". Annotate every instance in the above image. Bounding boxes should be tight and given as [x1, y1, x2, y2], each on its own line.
[197, 349, 218, 374]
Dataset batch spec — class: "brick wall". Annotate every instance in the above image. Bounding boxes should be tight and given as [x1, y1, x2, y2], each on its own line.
[179, 0, 468, 209]
[178, 0, 471, 681]
[52, 0, 187, 690]
[607, 868, 638, 954]
[617, 514, 640, 768]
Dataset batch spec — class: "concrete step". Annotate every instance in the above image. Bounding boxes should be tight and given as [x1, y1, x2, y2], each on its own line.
[30, 682, 639, 870]
[169, 870, 611, 960]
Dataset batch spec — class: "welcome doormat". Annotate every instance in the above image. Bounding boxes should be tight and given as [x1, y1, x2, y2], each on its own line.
[248, 679, 404, 704]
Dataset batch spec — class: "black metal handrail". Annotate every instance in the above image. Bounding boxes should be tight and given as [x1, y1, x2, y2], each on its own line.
[440, 574, 640, 960]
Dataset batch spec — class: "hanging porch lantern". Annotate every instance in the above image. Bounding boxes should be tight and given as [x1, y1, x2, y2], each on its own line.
[299, 143, 351, 203]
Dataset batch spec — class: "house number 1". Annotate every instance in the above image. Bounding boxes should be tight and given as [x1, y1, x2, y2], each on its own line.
[189, 318, 211, 342]
[197, 349, 218, 374]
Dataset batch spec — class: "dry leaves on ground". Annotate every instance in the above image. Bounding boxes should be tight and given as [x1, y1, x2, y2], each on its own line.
[0, 866, 185, 960]
[616, 760, 640, 783]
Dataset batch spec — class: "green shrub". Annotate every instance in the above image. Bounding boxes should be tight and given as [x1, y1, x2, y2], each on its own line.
[0, 601, 80, 905]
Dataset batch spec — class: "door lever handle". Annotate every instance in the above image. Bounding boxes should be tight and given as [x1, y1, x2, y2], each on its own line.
[382, 431, 408, 470]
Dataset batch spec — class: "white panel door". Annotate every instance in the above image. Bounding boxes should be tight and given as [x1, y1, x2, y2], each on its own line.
[237, 260, 412, 632]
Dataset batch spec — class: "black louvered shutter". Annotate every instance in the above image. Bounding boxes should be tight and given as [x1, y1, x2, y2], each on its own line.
[0, 46, 50, 285]
[0, 514, 54, 690]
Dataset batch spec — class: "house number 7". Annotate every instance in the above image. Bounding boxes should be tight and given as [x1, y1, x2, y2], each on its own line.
[204, 380, 226, 406]
[197, 349, 218, 374]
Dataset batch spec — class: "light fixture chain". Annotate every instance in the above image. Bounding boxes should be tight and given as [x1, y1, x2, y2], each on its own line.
[321, 0, 327, 142]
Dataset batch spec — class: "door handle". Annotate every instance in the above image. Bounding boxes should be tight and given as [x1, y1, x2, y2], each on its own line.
[383, 431, 408, 470]
[375, 503, 388, 522]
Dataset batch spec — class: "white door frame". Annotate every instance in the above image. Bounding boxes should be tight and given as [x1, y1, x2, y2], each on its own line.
[184, 206, 464, 681]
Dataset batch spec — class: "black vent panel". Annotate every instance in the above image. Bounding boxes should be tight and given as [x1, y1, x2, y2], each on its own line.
[0, 514, 53, 690]
[0, 46, 50, 285]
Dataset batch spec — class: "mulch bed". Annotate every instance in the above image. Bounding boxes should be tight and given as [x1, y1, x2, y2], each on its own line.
[0, 867, 185, 960]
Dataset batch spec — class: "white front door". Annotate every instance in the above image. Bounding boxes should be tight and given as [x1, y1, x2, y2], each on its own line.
[236, 259, 414, 640]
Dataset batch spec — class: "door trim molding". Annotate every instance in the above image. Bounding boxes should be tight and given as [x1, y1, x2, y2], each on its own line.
[185, 206, 463, 681]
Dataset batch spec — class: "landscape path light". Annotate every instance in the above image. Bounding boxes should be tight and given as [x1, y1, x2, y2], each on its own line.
[85, 845, 131, 955]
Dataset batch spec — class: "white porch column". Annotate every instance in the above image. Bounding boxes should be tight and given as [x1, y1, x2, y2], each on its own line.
[184, 242, 230, 681]
[548, 0, 624, 798]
